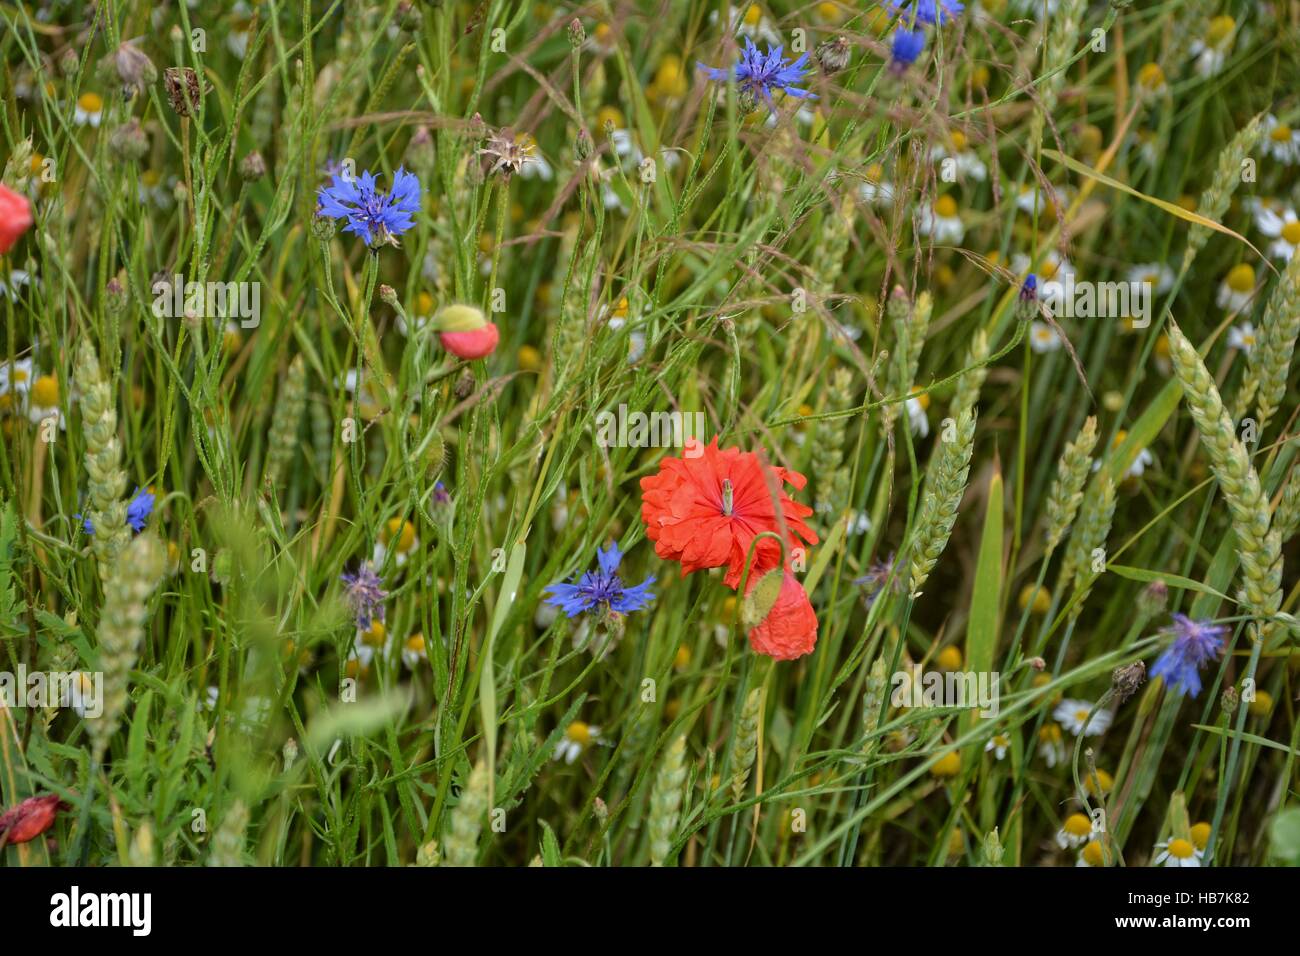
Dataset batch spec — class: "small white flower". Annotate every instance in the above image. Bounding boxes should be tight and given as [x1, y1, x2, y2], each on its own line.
[73, 92, 104, 127]
[373, 518, 419, 570]
[917, 196, 964, 244]
[1153, 837, 1203, 867]
[554, 721, 602, 764]
[400, 633, 428, 670]
[1261, 115, 1300, 165]
[1054, 698, 1113, 737]
[61, 672, 98, 718]
[1038, 727, 1066, 767]
[1227, 322, 1257, 353]
[1127, 262, 1175, 295]
[0, 356, 34, 396]
[906, 393, 929, 438]
[985, 734, 1010, 761]
[1216, 266, 1257, 314]
[1056, 813, 1097, 849]
[0, 269, 35, 302]
[930, 139, 986, 182]
[1028, 321, 1062, 354]
[859, 167, 896, 208]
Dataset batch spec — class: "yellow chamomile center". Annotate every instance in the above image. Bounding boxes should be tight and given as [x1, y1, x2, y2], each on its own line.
[950, 130, 968, 152]
[1226, 263, 1255, 292]
[1166, 838, 1195, 860]
[1271, 124, 1294, 142]
[1137, 63, 1165, 89]
[934, 195, 958, 219]
[405, 634, 425, 654]
[416, 291, 434, 315]
[1190, 822, 1212, 851]
[911, 387, 930, 410]
[743, 4, 763, 27]
[362, 620, 387, 648]
[31, 375, 59, 407]
[936, 645, 962, 670]
[1281, 222, 1300, 246]
[1205, 16, 1235, 47]
[865, 163, 884, 184]
[566, 721, 592, 745]
[931, 751, 961, 777]
[383, 517, 417, 553]
[596, 105, 626, 133]
[1064, 813, 1092, 838]
[1082, 840, 1105, 866]
[77, 92, 103, 113]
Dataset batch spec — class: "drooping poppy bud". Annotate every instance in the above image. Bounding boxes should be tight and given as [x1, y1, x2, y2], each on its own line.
[0, 184, 34, 255]
[434, 303, 500, 360]
[743, 569, 818, 661]
[0, 793, 67, 845]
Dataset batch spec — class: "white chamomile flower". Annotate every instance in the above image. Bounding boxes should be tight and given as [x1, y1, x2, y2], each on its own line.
[858, 165, 896, 209]
[554, 721, 601, 764]
[1056, 813, 1097, 849]
[722, 3, 782, 45]
[906, 389, 930, 438]
[401, 633, 429, 670]
[373, 517, 419, 570]
[843, 510, 872, 535]
[1252, 203, 1300, 261]
[917, 195, 964, 244]
[73, 92, 104, 127]
[0, 356, 34, 396]
[1029, 320, 1063, 354]
[61, 672, 99, 719]
[1092, 430, 1154, 479]
[1127, 262, 1175, 295]
[1227, 322, 1257, 353]
[1011, 251, 1074, 284]
[930, 131, 987, 182]
[1216, 264, 1257, 313]
[26, 373, 66, 429]
[1038, 724, 1065, 767]
[1153, 837, 1203, 867]
[1189, 15, 1236, 78]
[1054, 698, 1113, 737]
[985, 733, 1010, 761]
[1261, 115, 1300, 165]
[352, 619, 392, 669]
[138, 170, 176, 209]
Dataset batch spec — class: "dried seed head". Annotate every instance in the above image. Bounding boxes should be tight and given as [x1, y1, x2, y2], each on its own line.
[1110, 660, 1146, 704]
[239, 150, 266, 181]
[816, 36, 851, 75]
[163, 67, 203, 116]
[109, 118, 149, 160]
[478, 128, 532, 178]
[98, 40, 157, 98]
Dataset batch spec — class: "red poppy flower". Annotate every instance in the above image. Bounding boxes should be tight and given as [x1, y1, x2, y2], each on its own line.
[0, 184, 34, 255]
[640, 437, 817, 588]
[0, 793, 67, 845]
[745, 569, 818, 661]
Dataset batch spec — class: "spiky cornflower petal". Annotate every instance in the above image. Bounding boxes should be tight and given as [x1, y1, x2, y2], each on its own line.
[316, 166, 421, 247]
[890, 29, 926, 70]
[1150, 613, 1228, 698]
[543, 542, 656, 619]
[697, 38, 817, 110]
[79, 486, 154, 536]
[883, 0, 965, 26]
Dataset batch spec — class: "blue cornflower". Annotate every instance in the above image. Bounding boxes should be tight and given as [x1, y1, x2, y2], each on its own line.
[340, 562, 388, 631]
[697, 37, 816, 110]
[890, 29, 927, 71]
[1150, 614, 1228, 698]
[78, 486, 154, 535]
[883, 0, 965, 27]
[543, 543, 655, 620]
[316, 166, 421, 247]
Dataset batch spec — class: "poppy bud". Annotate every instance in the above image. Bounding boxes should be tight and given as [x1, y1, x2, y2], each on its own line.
[743, 569, 818, 661]
[0, 184, 34, 255]
[435, 304, 500, 360]
[0, 793, 67, 845]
